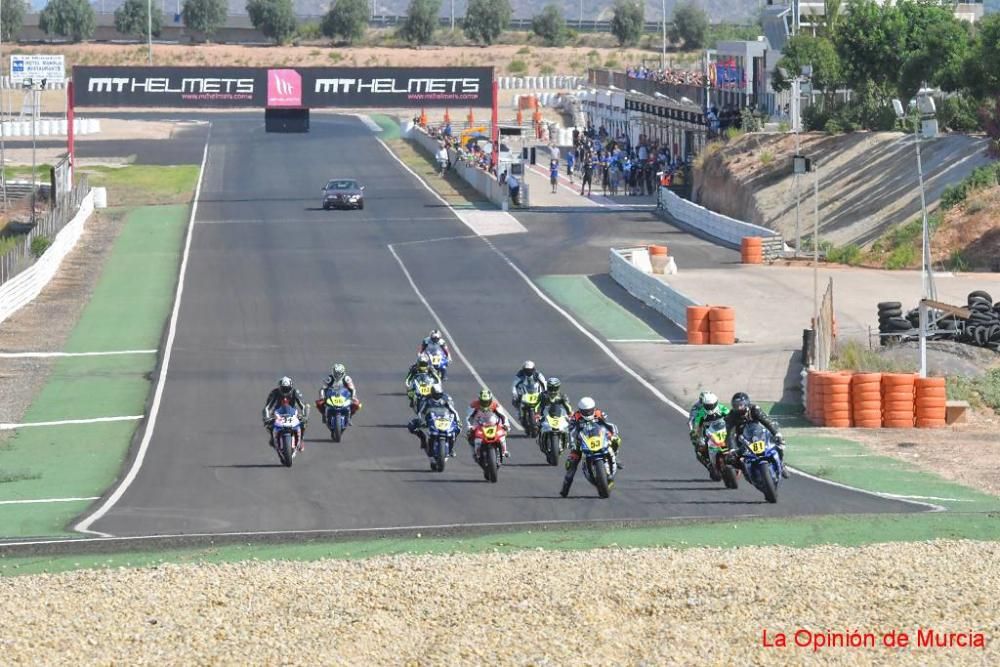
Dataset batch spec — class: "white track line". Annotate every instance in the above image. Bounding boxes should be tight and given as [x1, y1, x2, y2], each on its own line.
[607, 339, 672, 344]
[0, 496, 98, 506]
[378, 137, 942, 514]
[387, 243, 522, 432]
[0, 416, 144, 430]
[73, 126, 212, 537]
[0, 350, 157, 359]
[0, 515, 765, 549]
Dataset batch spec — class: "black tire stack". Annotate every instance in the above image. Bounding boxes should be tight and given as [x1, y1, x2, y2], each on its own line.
[877, 301, 911, 346]
[962, 291, 1000, 350]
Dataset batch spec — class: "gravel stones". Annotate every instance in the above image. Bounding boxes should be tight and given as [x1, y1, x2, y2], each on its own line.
[1, 540, 997, 665]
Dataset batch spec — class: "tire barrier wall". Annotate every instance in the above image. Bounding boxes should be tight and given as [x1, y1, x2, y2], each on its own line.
[806, 370, 945, 429]
[657, 187, 783, 252]
[610, 247, 700, 331]
[2, 118, 101, 138]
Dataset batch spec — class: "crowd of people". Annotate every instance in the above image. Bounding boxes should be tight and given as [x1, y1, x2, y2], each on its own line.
[567, 125, 688, 198]
[426, 122, 499, 176]
[626, 65, 707, 87]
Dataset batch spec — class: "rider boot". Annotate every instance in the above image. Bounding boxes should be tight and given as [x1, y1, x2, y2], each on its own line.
[501, 439, 509, 459]
[560, 457, 579, 497]
[777, 444, 790, 478]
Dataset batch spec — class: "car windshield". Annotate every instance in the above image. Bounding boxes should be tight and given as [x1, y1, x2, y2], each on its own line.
[326, 180, 358, 190]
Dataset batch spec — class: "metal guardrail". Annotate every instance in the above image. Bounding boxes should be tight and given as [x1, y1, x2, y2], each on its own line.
[0, 177, 90, 286]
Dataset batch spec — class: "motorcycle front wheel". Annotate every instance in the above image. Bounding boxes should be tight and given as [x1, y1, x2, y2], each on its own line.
[435, 437, 448, 473]
[485, 446, 499, 483]
[758, 461, 777, 503]
[592, 459, 611, 498]
[545, 433, 559, 466]
[279, 433, 293, 467]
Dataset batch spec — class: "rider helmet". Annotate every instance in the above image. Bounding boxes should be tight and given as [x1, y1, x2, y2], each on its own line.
[429, 329, 442, 343]
[478, 388, 493, 409]
[546, 377, 561, 395]
[431, 383, 444, 399]
[331, 363, 346, 380]
[417, 353, 431, 370]
[701, 392, 719, 413]
[522, 360, 536, 373]
[278, 376, 294, 395]
[731, 392, 750, 416]
[577, 397, 597, 420]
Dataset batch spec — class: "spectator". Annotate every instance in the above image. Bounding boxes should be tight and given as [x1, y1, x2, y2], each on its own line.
[566, 150, 576, 184]
[508, 172, 521, 205]
[580, 152, 594, 196]
[549, 159, 559, 194]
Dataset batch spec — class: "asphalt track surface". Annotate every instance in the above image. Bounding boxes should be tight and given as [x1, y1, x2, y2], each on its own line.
[80, 115, 920, 537]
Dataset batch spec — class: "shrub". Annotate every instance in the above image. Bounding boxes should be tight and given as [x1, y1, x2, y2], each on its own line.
[516, 45, 531, 55]
[604, 56, 619, 69]
[296, 21, 321, 41]
[723, 126, 744, 142]
[182, 0, 227, 40]
[247, 0, 297, 45]
[947, 250, 969, 272]
[826, 243, 863, 266]
[114, 0, 161, 39]
[40, 0, 96, 41]
[539, 64, 555, 75]
[831, 339, 916, 373]
[507, 59, 527, 74]
[321, 0, 367, 43]
[885, 243, 917, 270]
[777, 121, 791, 133]
[398, 0, 440, 45]
[30, 235, 51, 259]
[609, 0, 643, 47]
[758, 150, 774, 166]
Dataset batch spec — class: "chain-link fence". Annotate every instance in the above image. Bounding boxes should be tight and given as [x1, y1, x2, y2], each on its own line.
[0, 176, 91, 286]
[806, 278, 835, 371]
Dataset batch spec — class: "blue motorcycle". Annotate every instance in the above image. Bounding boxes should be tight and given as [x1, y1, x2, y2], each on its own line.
[575, 421, 618, 499]
[425, 407, 460, 472]
[425, 342, 449, 380]
[738, 422, 782, 503]
[321, 386, 353, 443]
[271, 403, 303, 467]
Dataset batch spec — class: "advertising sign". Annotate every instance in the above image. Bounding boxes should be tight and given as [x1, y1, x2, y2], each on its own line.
[72, 67, 494, 109]
[10, 54, 66, 83]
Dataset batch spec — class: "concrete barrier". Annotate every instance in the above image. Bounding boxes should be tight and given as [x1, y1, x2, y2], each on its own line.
[609, 247, 701, 329]
[657, 187, 782, 250]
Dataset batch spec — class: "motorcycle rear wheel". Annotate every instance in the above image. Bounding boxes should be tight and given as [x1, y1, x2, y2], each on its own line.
[721, 462, 738, 489]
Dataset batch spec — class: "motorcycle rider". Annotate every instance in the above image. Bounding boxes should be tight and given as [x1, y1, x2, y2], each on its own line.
[561, 397, 622, 497]
[262, 376, 309, 448]
[511, 360, 546, 410]
[418, 329, 451, 361]
[405, 353, 442, 386]
[466, 388, 511, 458]
[689, 391, 729, 468]
[408, 382, 462, 452]
[317, 363, 361, 422]
[725, 392, 788, 478]
[536, 377, 573, 420]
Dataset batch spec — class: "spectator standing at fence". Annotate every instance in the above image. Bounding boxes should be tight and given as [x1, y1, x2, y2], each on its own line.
[566, 150, 576, 184]
[580, 153, 594, 196]
[549, 159, 559, 193]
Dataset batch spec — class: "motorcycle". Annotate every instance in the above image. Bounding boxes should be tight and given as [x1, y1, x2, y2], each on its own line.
[407, 371, 436, 413]
[537, 403, 569, 466]
[736, 422, 782, 503]
[574, 421, 617, 499]
[703, 416, 739, 489]
[425, 407, 460, 473]
[472, 413, 508, 483]
[270, 403, 303, 467]
[517, 379, 543, 438]
[425, 342, 449, 380]
[316, 386, 353, 443]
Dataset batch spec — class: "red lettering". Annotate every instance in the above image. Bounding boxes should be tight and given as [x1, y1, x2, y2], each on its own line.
[761, 629, 786, 647]
[795, 629, 813, 649]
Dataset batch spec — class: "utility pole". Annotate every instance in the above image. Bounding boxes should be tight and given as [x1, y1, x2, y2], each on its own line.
[661, 0, 667, 70]
[813, 157, 820, 322]
[147, 0, 153, 64]
[451, 0, 455, 31]
[0, 0, 7, 209]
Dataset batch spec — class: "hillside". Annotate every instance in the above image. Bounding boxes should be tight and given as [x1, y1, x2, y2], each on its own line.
[693, 131, 994, 249]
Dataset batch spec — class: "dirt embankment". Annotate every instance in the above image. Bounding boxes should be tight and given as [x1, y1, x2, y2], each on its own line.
[2, 541, 999, 665]
[694, 132, 993, 248]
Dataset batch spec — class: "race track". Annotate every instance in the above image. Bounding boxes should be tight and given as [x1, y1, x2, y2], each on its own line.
[80, 115, 921, 537]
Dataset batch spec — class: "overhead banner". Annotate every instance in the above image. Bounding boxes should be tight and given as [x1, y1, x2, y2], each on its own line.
[72, 66, 494, 108]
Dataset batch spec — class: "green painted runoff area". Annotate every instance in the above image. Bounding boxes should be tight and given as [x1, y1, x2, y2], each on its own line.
[536, 274, 664, 342]
[0, 204, 192, 538]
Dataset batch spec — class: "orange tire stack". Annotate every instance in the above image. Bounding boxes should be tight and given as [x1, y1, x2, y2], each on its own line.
[708, 306, 736, 345]
[851, 373, 883, 428]
[824, 372, 853, 427]
[806, 370, 822, 424]
[809, 371, 831, 425]
[915, 377, 947, 428]
[882, 373, 916, 428]
[686, 306, 710, 345]
[740, 237, 763, 264]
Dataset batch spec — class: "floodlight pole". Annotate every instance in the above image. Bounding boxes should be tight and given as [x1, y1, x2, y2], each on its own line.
[148, 0, 153, 64]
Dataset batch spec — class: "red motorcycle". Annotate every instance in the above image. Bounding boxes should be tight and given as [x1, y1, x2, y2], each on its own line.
[472, 414, 508, 483]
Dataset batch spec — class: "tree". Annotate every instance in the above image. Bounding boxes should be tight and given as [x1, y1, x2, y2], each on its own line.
[114, 0, 163, 39]
[960, 13, 1000, 100]
[771, 35, 843, 102]
[670, 1, 708, 50]
[531, 4, 566, 47]
[895, 0, 970, 100]
[322, 0, 368, 44]
[1, 0, 27, 43]
[39, 0, 96, 42]
[464, 0, 511, 46]
[399, 0, 440, 45]
[833, 0, 907, 103]
[609, 0, 643, 47]
[247, 0, 297, 44]
[183, 0, 228, 41]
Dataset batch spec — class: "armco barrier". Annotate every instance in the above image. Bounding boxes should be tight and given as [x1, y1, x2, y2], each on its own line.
[609, 247, 700, 329]
[657, 187, 783, 252]
[0, 191, 95, 325]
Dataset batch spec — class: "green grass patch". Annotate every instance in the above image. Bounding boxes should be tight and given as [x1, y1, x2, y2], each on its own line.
[0, 235, 22, 255]
[0, 470, 42, 484]
[830, 339, 916, 373]
[536, 275, 665, 342]
[507, 59, 528, 74]
[950, 369, 1000, 414]
[758, 149, 774, 166]
[78, 165, 200, 207]
[825, 243, 863, 266]
[2, 165, 54, 180]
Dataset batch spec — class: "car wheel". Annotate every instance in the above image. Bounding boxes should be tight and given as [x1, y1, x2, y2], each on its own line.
[322, 203, 329, 210]
[358, 200, 365, 210]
